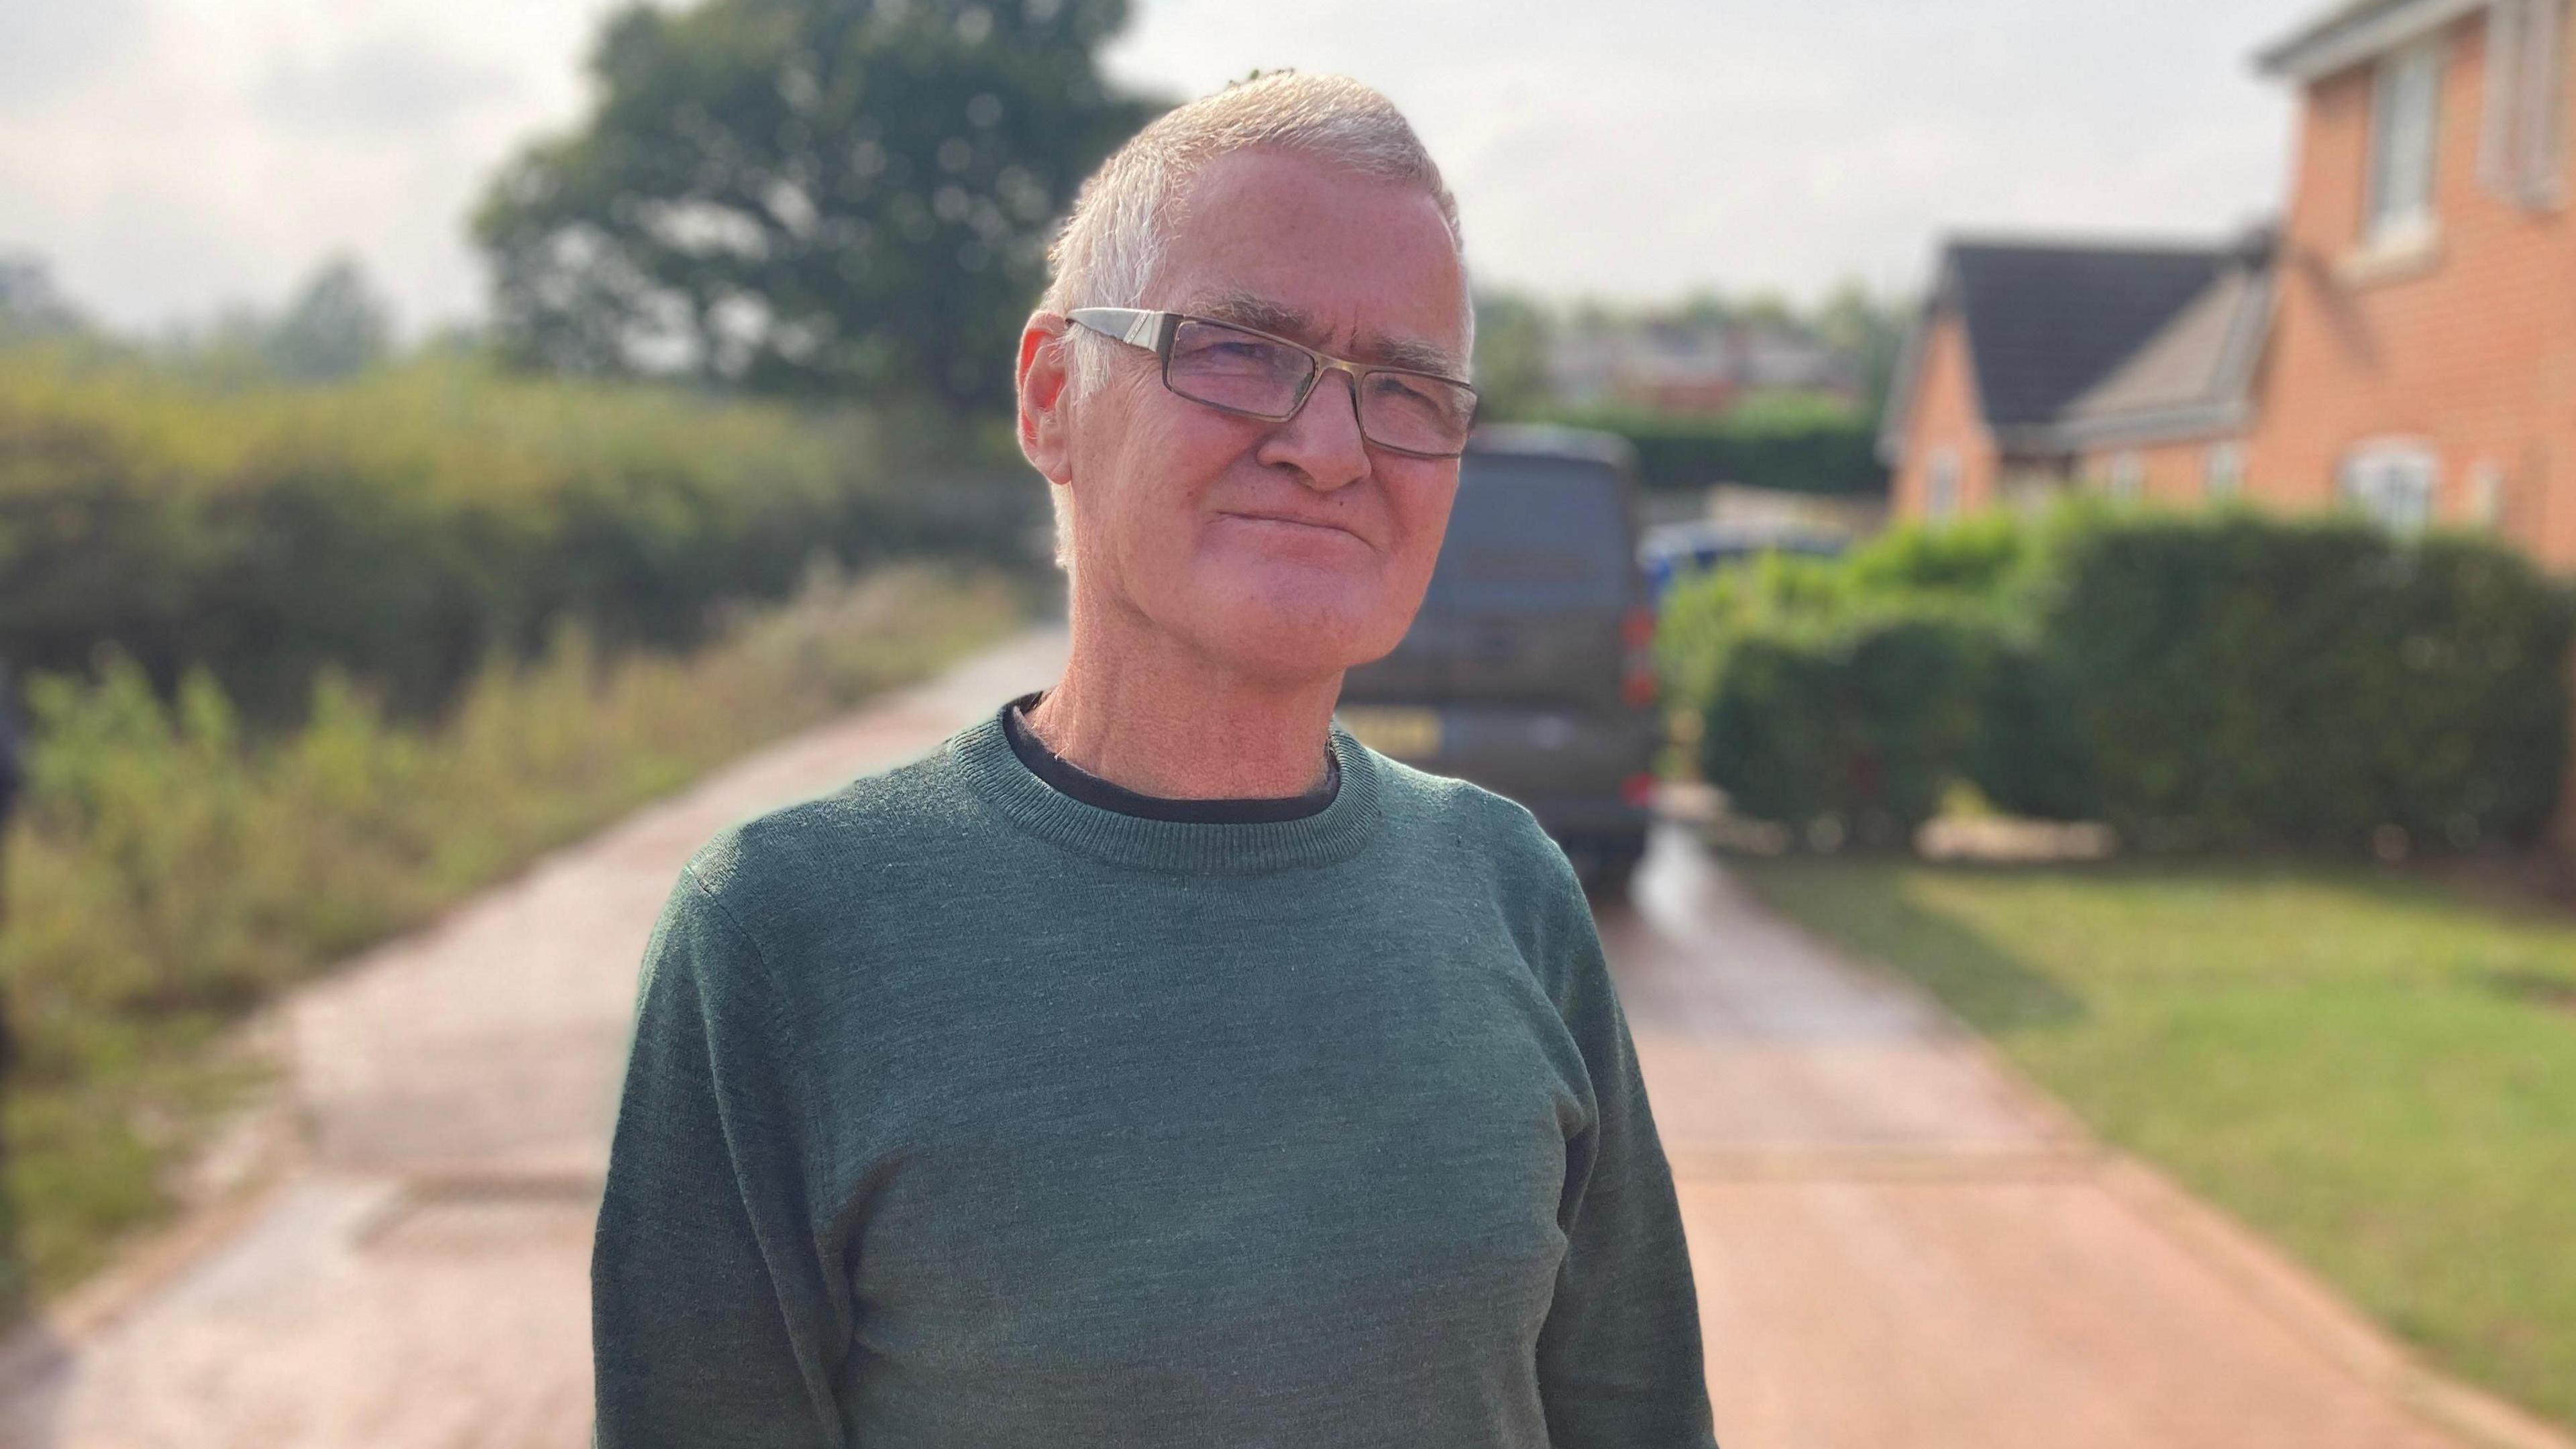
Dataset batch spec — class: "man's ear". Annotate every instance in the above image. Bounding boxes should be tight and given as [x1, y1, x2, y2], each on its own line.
[1016, 313, 1074, 485]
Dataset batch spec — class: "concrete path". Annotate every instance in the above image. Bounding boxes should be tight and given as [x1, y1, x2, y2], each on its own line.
[0, 624, 2551, 1448]
[1607, 843, 2557, 1449]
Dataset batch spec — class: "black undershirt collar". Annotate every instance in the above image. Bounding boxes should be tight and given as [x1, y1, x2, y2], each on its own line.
[998, 690, 1340, 824]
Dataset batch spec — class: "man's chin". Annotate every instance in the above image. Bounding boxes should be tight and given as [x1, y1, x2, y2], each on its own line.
[1182, 592, 1400, 680]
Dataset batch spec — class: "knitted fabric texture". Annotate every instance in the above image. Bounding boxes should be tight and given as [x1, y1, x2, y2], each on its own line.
[591, 705, 1717, 1448]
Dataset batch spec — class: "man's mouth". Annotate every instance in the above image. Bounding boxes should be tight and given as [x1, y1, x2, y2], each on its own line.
[1220, 511, 1360, 538]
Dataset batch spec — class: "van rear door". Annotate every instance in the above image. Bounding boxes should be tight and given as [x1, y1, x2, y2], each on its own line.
[1431, 453, 1634, 712]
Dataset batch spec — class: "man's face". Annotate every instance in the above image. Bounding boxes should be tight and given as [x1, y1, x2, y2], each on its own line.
[1039, 149, 1470, 684]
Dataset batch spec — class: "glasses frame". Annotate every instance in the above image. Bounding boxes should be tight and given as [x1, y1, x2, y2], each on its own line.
[1064, 307, 1481, 460]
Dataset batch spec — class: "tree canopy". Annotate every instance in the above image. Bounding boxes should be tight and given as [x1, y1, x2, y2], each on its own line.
[473, 0, 1161, 413]
[257, 258, 396, 382]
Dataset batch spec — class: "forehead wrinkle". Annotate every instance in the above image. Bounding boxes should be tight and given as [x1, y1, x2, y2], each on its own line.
[1187, 287, 1465, 378]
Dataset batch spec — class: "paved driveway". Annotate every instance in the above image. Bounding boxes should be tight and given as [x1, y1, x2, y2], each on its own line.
[0, 626, 2540, 1448]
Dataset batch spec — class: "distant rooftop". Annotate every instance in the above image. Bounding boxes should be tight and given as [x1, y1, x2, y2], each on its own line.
[1880, 230, 2276, 459]
[1942, 239, 2238, 433]
[2059, 250, 2273, 445]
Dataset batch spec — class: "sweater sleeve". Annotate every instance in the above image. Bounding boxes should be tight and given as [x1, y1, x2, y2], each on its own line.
[592, 867, 850, 1449]
[1534, 877, 1722, 1449]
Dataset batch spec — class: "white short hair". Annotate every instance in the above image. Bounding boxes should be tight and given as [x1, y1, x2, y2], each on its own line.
[1035, 72, 1472, 574]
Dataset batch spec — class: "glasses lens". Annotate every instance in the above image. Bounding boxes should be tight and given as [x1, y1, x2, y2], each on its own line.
[1359, 370, 1479, 456]
[1166, 319, 1312, 417]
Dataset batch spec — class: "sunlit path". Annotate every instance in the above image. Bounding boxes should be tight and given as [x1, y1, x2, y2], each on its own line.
[0, 629, 1073, 1449]
[1609, 828, 2531, 1449]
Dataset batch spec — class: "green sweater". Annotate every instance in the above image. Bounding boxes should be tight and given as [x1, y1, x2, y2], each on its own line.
[592, 704, 1717, 1448]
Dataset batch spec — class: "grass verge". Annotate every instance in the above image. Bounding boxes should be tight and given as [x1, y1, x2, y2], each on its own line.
[0, 559, 1038, 1307]
[1729, 852, 2576, 1434]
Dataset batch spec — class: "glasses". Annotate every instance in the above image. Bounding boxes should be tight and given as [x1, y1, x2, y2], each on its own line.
[1065, 307, 1481, 459]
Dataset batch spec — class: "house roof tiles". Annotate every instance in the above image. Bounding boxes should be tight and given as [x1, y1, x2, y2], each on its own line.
[2059, 245, 2275, 445]
[1944, 240, 2236, 434]
[1877, 232, 2277, 461]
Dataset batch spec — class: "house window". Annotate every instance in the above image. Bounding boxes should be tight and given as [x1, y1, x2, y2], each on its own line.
[1926, 449, 1961, 520]
[2341, 441, 2440, 534]
[2105, 452, 2145, 501]
[2482, 0, 2568, 208]
[2206, 443, 2245, 501]
[2366, 38, 2447, 248]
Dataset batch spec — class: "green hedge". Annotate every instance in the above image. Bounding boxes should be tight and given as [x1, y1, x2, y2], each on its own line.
[1672, 506, 2576, 855]
[2000, 514, 2573, 851]
[0, 347, 1034, 723]
[1656, 512, 2032, 716]
[1540, 398, 1886, 496]
[1701, 608, 1998, 846]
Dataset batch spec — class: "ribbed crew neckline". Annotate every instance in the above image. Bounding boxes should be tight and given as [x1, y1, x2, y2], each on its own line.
[1001, 690, 1339, 824]
[947, 704, 1387, 875]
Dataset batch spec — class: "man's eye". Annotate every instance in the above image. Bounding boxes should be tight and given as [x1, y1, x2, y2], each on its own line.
[1369, 374, 1450, 417]
[1181, 338, 1297, 372]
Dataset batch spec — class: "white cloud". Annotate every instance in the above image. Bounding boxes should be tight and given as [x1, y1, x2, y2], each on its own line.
[0, 0, 151, 109]
[0, 0, 621, 335]
[257, 35, 517, 135]
[0, 0, 2331, 336]
[1104, 0, 2322, 304]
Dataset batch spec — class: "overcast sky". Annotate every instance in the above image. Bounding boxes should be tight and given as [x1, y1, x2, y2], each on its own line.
[0, 0, 2325, 338]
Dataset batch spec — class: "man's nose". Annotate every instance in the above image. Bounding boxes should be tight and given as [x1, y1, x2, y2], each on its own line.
[1258, 368, 1369, 490]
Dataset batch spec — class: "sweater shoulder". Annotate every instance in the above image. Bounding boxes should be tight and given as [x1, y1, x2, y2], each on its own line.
[1366, 749, 1590, 918]
[676, 743, 979, 950]
[1363, 752, 1603, 1019]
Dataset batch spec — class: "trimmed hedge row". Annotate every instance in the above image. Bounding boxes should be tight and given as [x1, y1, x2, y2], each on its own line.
[1703, 608, 1997, 848]
[1538, 399, 1886, 496]
[1671, 507, 2576, 854]
[0, 347, 1034, 724]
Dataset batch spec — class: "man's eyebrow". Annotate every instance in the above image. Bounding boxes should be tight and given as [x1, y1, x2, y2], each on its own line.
[1191, 290, 1466, 378]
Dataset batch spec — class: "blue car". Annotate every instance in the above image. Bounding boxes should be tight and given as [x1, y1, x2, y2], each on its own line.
[1638, 519, 1847, 607]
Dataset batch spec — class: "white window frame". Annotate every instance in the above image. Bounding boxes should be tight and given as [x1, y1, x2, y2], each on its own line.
[2206, 442, 2246, 501]
[2105, 451, 2145, 502]
[2482, 0, 2569, 208]
[1925, 449, 1961, 521]
[2366, 37, 2448, 250]
[2341, 439, 2441, 535]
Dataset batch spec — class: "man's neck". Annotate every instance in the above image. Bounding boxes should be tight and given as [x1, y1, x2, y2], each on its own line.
[1023, 594, 1340, 800]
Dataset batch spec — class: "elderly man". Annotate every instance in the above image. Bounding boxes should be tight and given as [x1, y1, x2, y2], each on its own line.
[592, 72, 1717, 1448]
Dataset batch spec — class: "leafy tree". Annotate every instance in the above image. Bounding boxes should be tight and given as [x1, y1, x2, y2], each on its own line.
[1469, 289, 1554, 421]
[1813, 279, 1912, 419]
[169, 256, 396, 386]
[260, 257, 396, 382]
[473, 0, 1161, 413]
[0, 255, 85, 342]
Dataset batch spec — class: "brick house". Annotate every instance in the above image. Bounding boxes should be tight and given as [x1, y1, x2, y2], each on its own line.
[1878, 236, 2273, 519]
[2252, 0, 2573, 563]
[1882, 0, 2576, 568]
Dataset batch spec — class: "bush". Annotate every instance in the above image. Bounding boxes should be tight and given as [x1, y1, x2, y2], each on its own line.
[1700, 608, 2002, 847]
[1540, 398, 1886, 496]
[0, 346, 1034, 724]
[1656, 513, 2030, 722]
[0, 559, 1030, 1299]
[1996, 512, 2575, 852]
[1666, 502, 2576, 855]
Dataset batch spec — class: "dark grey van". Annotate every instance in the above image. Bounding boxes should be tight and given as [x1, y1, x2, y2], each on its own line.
[1337, 425, 1662, 898]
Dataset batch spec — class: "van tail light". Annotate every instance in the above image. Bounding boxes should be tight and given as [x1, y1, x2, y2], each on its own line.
[1622, 772, 1660, 810]
[1621, 606, 1660, 710]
